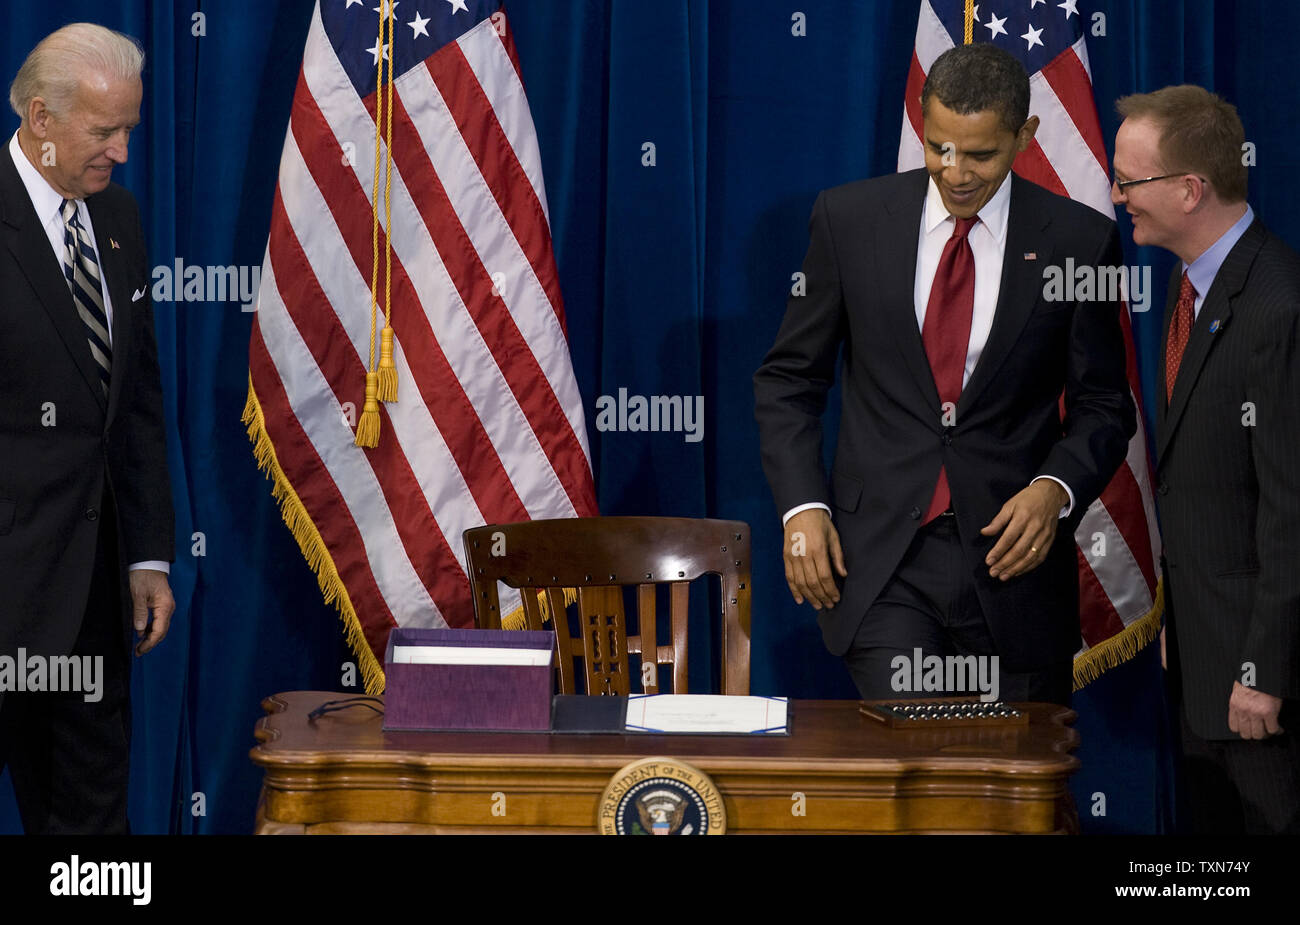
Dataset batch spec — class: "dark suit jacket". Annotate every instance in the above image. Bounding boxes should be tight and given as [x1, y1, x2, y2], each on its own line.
[754, 168, 1135, 672]
[1156, 217, 1300, 740]
[0, 144, 173, 666]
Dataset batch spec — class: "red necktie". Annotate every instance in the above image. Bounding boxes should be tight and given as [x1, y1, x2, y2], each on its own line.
[1165, 271, 1196, 403]
[920, 215, 978, 524]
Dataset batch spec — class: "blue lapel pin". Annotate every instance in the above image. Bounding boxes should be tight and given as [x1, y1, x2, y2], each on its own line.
[1209, 319, 1221, 333]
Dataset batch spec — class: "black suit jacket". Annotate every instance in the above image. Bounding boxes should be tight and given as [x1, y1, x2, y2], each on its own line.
[0, 144, 173, 666]
[754, 169, 1135, 671]
[1156, 217, 1300, 740]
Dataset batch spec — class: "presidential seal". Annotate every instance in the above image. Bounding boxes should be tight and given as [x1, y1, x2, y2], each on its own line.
[596, 757, 726, 835]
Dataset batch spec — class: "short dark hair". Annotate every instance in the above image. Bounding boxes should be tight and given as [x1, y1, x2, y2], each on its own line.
[920, 43, 1030, 135]
[1115, 85, 1248, 203]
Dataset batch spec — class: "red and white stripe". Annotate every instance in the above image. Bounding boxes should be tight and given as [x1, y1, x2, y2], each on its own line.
[249, 4, 597, 661]
[898, 1, 1162, 660]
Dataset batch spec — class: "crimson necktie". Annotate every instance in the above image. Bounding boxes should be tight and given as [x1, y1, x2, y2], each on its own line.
[920, 215, 977, 524]
[1165, 270, 1196, 404]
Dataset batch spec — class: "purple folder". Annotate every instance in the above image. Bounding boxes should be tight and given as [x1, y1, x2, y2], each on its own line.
[383, 627, 554, 732]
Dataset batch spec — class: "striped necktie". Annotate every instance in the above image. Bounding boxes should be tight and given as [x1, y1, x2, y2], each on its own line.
[60, 198, 112, 396]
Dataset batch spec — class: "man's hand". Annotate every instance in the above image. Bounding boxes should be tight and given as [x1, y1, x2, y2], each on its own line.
[1228, 681, 1284, 740]
[979, 479, 1067, 581]
[783, 508, 847, 610]
[129, 568, 175, 656]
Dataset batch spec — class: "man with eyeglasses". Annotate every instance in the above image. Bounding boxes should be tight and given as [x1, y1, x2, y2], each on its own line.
[1112, 85, 1300, 834]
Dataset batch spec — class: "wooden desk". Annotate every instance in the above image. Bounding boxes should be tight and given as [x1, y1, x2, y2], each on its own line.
[251, 691, 1079, 834]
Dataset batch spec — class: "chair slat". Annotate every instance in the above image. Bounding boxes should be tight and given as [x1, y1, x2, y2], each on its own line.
[520, 588, 543, 631]
[669, 581, 689, 695]
[637, 583, 657, 693]
[545, 587, 575, 695]
[578, 586, 629, 696]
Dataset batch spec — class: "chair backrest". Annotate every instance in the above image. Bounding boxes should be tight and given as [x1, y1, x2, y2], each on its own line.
[463, 517, 750, 696]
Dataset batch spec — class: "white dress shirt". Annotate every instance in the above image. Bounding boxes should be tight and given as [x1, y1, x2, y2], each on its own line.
[784, 175, 1073, 525]
[913, 171, 1010, 389]
[9, 132, 115, 340]
[9, 131, 168, 576]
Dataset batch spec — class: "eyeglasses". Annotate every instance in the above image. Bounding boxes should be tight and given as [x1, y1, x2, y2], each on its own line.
[1112, 173, 1183, 192]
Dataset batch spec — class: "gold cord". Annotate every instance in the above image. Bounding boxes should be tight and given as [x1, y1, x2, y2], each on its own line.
[357, 0, 398, 446]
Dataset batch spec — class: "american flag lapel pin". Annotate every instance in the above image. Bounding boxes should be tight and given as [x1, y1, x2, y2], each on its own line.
[1023, 252, 1037, 260]
[109, 238, 120, 249]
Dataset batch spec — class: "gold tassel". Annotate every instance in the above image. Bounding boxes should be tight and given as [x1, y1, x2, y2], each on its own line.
[244, 377, 385, 694]
[376, 325, 398, 402]
[355, 371, 381, 448]
[502, 587, 580, 631]
[1071, 579, 1164, 690]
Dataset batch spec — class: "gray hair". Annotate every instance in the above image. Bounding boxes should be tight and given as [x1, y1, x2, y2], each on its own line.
[9, 23, 144, 120]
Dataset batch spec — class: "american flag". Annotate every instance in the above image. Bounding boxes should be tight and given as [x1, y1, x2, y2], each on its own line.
[244, 0, 597, 692]
[899, 0, 1163, 685]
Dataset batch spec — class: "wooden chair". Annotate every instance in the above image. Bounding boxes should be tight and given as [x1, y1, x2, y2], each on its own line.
[463, 517, 750, 696]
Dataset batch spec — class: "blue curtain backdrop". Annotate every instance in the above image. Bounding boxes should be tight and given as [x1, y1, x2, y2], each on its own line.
[2, 0, 1296, 833]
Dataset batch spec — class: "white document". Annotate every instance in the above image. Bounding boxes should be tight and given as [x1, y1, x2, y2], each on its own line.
[624, 694, 788, 734]
[391, 645, 552, 666]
